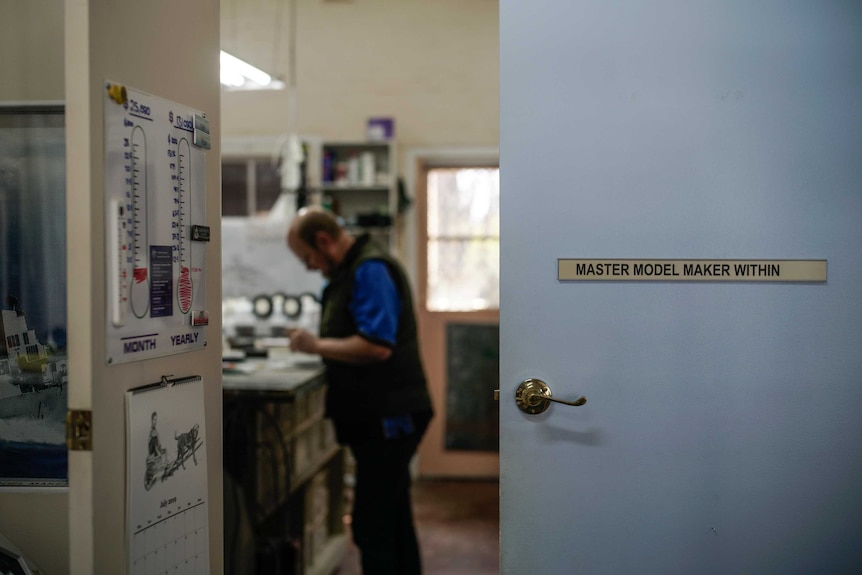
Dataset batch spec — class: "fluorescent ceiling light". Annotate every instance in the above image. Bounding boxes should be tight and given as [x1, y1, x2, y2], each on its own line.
[220, 51, 285, 90]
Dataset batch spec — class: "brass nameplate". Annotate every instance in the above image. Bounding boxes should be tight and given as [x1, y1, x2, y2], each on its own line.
[558, 259, 827, 282]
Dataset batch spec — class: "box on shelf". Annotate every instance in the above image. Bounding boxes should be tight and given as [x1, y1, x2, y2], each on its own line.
[366, 117, 394, 141]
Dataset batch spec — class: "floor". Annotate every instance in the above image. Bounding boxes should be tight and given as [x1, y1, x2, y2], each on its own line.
[336, 479, 500, 575]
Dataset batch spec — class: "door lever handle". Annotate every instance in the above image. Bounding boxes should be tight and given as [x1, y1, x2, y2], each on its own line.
[515, 378, 587, 414]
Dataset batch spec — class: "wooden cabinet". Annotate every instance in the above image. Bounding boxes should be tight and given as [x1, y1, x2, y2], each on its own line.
[317, 141, 396, 250]
[224, 366, 348, 574]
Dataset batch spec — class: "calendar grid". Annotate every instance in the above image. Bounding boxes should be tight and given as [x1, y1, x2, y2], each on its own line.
[131, 501, 208, 575]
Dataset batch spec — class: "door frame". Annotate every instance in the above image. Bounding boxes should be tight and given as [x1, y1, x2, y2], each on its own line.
[404, 148, 500, 478]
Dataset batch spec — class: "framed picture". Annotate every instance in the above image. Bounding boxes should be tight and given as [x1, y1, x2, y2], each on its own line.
[0, 103, 67, 488]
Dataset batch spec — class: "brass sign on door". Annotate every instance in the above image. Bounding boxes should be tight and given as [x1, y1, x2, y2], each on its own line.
[558, 259, 827, 283]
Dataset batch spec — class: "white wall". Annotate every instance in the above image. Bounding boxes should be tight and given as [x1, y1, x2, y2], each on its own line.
[0, 0, 64, 101]
[221, 0, 499, 152]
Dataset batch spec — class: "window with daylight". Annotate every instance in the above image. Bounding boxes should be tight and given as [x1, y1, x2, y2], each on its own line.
[426, 167, 500, 311]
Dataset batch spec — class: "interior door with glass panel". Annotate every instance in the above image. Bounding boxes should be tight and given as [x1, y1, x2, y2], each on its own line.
[416, 160, 500, 478]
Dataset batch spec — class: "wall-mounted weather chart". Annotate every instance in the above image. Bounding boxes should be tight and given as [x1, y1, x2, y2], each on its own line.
[104, 82, 211, 365]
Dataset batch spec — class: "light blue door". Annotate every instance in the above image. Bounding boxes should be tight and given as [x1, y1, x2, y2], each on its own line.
[500, 2, 862, 574]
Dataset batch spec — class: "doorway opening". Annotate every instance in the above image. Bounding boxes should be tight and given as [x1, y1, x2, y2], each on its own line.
[412, 153, 500, 479]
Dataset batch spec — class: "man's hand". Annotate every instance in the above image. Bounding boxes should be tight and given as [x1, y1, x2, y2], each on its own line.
[288, 328, 319, 354]
[287, 329, 392, 364]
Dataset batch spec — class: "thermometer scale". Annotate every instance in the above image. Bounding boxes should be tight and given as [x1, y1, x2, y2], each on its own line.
[130, 125, 150, 318]
[110, 201, 129, 326]
[176, 137, 193, 314]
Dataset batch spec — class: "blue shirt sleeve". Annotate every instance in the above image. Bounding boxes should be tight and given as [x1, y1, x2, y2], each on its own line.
[350, 260, 401, 347]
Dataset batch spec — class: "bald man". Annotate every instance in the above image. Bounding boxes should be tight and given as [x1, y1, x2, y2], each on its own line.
[286, 207, 433, 575]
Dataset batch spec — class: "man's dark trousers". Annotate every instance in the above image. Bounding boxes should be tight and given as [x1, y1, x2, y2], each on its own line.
[347, 415, 429, 575]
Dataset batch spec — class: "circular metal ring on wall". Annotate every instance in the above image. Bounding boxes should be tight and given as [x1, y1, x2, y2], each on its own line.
[252, 294, 274, 319]
[283, 295, 303, 319]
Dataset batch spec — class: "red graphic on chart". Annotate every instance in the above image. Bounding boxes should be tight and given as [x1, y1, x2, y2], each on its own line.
[178, 267, 193, 313]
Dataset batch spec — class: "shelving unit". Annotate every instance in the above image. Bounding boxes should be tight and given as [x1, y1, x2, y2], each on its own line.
[317, 140, 397, 250]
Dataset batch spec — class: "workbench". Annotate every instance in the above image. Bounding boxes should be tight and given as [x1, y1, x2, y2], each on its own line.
[223, 352, 348, 575]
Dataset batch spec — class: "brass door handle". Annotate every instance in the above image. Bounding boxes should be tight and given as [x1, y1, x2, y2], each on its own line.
[515, 378, 587, 414]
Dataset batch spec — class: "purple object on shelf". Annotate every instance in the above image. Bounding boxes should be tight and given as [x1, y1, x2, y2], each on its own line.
[322, 150, 335, 183]
[366, 117, 394, 141]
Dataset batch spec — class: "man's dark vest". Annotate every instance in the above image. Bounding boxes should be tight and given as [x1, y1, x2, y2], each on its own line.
[320, 234, 432, 421]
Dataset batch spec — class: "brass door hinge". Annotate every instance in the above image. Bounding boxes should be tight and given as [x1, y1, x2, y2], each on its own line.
[66, 410, 92, 451]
